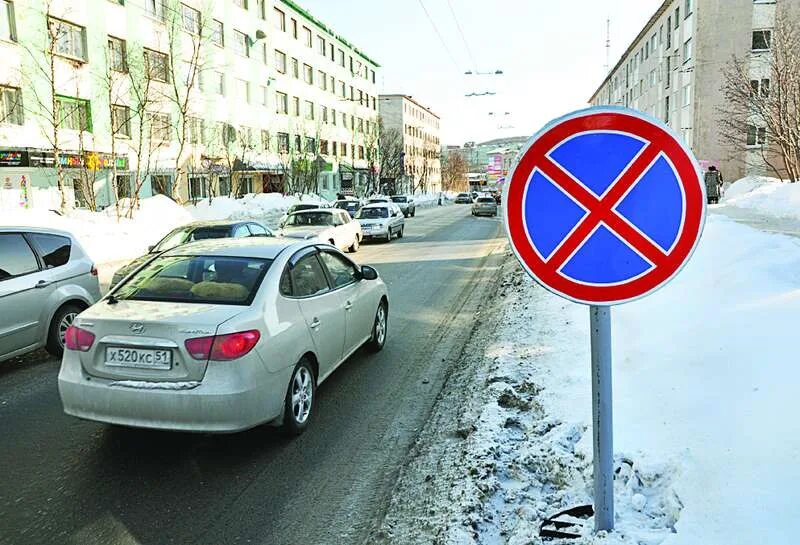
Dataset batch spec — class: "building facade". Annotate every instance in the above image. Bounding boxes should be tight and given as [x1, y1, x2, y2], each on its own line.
[379, 94, 441, 194]
[589, 0, 798, 181]
[444, 136, 527, 191]
[0, 0, 380, 209]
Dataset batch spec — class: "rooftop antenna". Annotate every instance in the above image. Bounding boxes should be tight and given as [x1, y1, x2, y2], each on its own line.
[604, 18, 611, 73]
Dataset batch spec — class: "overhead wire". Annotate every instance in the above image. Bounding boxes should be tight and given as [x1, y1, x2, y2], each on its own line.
[416, 0, 463, 72]
[444, 0, 478, 71]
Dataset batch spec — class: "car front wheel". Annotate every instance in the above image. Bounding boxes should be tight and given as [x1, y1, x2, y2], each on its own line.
[349, 236, 360, 253]
[281, 359, 316, 435]
[46, 303, 82, 357]
[367, 302, 388, 352]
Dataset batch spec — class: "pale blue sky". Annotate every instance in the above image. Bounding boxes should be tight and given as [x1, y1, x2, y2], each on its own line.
[298, 0, 661, 145]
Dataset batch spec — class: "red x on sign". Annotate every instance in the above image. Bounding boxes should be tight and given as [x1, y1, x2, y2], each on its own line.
[504, 108, 706, 306]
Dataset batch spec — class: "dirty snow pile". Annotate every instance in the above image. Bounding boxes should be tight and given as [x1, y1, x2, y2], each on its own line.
[185, 192, 328, 223]
[0, 195, 193, 269]
[721, 176, 800, 221]
[398, 214, 800, 544]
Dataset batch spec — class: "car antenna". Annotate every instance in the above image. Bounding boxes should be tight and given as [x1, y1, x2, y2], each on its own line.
[106, 294, 119, 305]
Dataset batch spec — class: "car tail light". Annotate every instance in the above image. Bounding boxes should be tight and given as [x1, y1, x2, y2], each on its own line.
[90, 265, 98, 277]
[184, 330, 261, 361]
[64, 325, 95, 352]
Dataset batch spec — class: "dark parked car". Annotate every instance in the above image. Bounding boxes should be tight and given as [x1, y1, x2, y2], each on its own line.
[333, 199, 363, 218]
[455, 193, 473, 204]
[390, 195, 416, 217]
[110, 220, 273, 287]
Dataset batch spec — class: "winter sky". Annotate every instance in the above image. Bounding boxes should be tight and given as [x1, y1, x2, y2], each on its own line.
[298, 0, 662, 145]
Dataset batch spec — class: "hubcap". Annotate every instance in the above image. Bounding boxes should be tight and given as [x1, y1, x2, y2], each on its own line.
[58, 312, 78, 347]
[291, 367, 313, 424]
[375, 306, 387, 345]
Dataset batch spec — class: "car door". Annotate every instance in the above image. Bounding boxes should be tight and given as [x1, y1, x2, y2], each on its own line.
[0, 233, 54, 358]
[287, 249, 346, 378]
[318, 249, 372, 356]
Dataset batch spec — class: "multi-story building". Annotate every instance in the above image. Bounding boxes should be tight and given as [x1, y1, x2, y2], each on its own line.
[0, 0, 379, 209]
[379, 94, 441, 194]
[443, 136, 526, 191]
[589, 0, 798, 181]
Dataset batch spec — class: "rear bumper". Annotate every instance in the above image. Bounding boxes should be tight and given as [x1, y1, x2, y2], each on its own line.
[58, 352, 289, 433]
[361, 228, 390, 239]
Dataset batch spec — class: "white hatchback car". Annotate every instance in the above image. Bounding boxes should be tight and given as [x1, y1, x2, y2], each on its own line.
[58, 238, 388, 434]
[279, 209, 362, 253]
[356, 203, 406, 242]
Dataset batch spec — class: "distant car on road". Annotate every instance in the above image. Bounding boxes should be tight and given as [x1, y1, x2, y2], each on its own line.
[286, 202, 329, 215]
[279, 209, 362, 253]
[455, 193, 473, 204]
[472, 196, 498, 217]
[367, 196, 392, 205]
[0, 226, 101, 363]
[110, 220, 273, 288]
[58, 237, 389, 434]
[333, 199, 363, 218]
[390, 195, 416, 217]
[356, 203, 405, 242]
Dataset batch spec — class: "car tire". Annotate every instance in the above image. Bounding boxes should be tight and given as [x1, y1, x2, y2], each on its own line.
[46, 303, 83, 357]
[397, 226, 404, 239]
[411, 209, 416, 217]
[385, 229, 392, 243]
[367, 301, 388, 352]
[281, 358, 316, 436]
[348, 236, 360, 253]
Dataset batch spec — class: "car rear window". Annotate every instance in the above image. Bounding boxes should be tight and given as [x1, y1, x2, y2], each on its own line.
[285, 212, 334, 226]
[477, 198, 495, 203]
[356, 207, 389, 219]
[391, 196, 407, 203]
[114, 255, 272, 305]
[30, 233, 71, 268]
[190, 227, 232, 241]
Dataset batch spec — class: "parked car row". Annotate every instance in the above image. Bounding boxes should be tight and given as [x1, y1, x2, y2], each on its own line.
[332, 195, 417, 218]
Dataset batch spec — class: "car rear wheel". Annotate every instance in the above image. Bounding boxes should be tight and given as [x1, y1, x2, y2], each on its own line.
[397, 226, 404, 239]
[367, 302, 388, 352]
[281, 359, 316, 436]
[46, 303, 82, 357]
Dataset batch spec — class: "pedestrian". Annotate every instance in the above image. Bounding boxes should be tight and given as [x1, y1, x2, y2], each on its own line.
[438, 192, 443, 206]
[704, 165, 723, 204]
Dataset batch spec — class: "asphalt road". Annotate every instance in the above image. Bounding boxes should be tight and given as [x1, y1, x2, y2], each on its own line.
[0, 204, 507, 545]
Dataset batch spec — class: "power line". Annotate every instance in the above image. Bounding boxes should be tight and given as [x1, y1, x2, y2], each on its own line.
[445, 0, 477, 71]
[417, 0, 462, 71]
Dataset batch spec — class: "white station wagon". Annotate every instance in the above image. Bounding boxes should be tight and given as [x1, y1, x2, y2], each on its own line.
[279, 209, 363, 253]
[58, 238, 388, 434]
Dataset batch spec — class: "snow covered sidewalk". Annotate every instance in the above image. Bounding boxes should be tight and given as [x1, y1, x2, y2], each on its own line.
[375, 213, 800, 544]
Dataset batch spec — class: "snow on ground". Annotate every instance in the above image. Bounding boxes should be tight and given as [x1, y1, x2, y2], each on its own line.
[379, 213, 800, 544]
[720, 176, 800, 221]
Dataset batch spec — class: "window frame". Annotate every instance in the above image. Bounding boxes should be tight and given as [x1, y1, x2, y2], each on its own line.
[49, 17, 87, 62]
[281, 249, 332, 299]
[317, 249, 360, 290]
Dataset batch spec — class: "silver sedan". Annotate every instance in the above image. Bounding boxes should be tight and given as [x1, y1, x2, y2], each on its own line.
[58, 238, 388, 434]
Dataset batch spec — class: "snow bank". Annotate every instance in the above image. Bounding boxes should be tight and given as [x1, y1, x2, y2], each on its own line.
[186, 193, 326, 224]
[455, 214, 800, 543]
[722, 176, 800, 220]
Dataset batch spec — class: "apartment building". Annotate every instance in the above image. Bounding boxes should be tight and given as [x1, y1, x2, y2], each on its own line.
[379, 94, 441, 193]
[0, 0, 379, 208]
[589, 0, 798, 180]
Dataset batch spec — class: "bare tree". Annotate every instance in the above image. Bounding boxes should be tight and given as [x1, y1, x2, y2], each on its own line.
[378, 121, 404, 192]
[718, 13, 800, 182]
[441, 151, 468, 192]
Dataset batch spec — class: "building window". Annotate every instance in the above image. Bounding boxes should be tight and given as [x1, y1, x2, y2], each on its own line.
[291, 57, 299, 78]
[291, 18, 297, 39]
[233, 0, 247, 9]
[111, 104, 130, 137]
[189, 176, 207, 200]
[318, 70, 327, 90]
[331, 108, 337, 126]
[233, 30, 250, 57]
[303, 63, 313, 85]
[328, 43, 334, 61]
[371, 69, 376, 84]
[683, 38, 692, 62]
[0, 86, 22, 125]
[276, 91, 288, 114]
[340, 142, 347, 157]
[213, 71, 225, 95]
[187, 116, 203, 144]
[182, 60, 199, 88]
[294, 135, 301, 153]
[144, 49, 169, 82]
[292, 96, 300, 116]
[684, 0, 692, 16]
[682, 83, 691, 107]
[338, 48, 345, 66]
[107, 36, 127, 72]
[145, 0, 165, 21]
[305, 137, 315, 154]
[305, 100, 314, 120]
[181, 3, 200, 34]
[752, 30, 771, 51]
[358, 145, 364, 160]
[751, 78, 770, 98]
[260, 85, 268, 106]
[329, 75, 335, 94]
[746, 125, 767, 146]
[666, 16, 672, 48]
[303, 26, 312, 47]
[210, 19, 224, 46]
[322, 105, 328, 123]
[274, 7, 285, 30]
[56, 96, 91, 131]
[275, 50, 287, 73]
[49, 18, 87, 61]
[663, 95, 670, 124]
[278, 132, 289, 152]
[320, 139, 328, 155]
[237, 78, 250, 103]
[151, 175, 172, 196]
[148, 112, 171, 141]
[674, 7, 680, 28]
[317, 35, 325, 55]
[257, 0, 266, 19]
[261, 129, 269, 150]
[1, 0, 17, 42]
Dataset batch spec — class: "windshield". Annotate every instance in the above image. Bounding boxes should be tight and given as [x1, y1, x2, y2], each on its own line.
[458, 194, 470, 198]
[284, 212, 334, 226]
[334, 201, 360, 211]
[153, 226, 233, 252]
[114, 255, 272, 305]
[356, 207, 389, 219]
[390, 196, 407, 203]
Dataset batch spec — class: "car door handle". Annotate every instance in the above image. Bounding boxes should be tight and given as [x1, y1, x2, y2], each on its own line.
[34, 280, 52, 289]
[310, 318, 321, 329]
[344, 301, 353, 311]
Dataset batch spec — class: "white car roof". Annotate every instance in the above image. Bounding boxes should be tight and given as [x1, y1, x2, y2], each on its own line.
[163, 237, 309, 259]
[288, 208, 334, 214]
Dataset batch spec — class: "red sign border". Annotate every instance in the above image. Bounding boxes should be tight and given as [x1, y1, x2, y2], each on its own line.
[503, 107, 706, 306]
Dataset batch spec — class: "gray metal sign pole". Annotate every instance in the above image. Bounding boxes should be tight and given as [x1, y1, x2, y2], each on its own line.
[590, 305, 614, 531]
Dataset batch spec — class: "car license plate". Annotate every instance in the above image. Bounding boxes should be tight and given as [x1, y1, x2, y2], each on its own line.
[106, 347, 172, 370]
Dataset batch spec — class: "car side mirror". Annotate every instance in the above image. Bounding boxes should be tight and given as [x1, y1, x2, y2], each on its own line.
[360, 265, 379, 281]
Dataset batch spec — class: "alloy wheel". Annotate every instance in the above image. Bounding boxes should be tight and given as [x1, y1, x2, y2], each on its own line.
[291, 367, 313, 424]
[58, 312, 78, 348]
